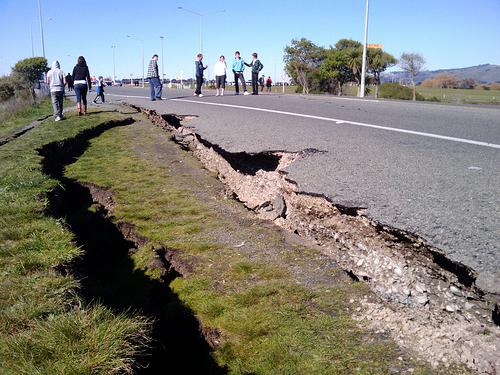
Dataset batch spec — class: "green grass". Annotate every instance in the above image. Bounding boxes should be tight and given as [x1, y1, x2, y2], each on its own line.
[0, 97, 54, 138]
[416, 87, 500, 104]
[63, 115, 431, 373]
[0, 109, 150, 374]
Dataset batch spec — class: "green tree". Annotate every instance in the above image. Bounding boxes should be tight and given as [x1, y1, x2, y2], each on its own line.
[399, 52, 425, 101]
[284, 38, 324, 94]
[334, 39, 363, 95]
[12, 57, 48, 103]
[318, 48, 354, 95]
[367, 49, 397, 98]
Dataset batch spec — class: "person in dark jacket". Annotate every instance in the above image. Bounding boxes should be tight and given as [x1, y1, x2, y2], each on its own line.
[244, 53, 264, 95]
[194, 53, 207, 97]
[65, 73, 73, 91]
[72, 56, 92, 115]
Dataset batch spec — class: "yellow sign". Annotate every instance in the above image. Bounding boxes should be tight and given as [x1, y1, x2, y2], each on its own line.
[367, 44, 384, 49]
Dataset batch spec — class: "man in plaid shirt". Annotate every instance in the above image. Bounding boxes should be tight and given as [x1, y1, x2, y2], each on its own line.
[147, 54, 162, 101]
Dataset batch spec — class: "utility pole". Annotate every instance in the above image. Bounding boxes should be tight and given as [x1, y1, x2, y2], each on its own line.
[30, 26, 34, 57]
[359, 0, 369, 98]
[37, 0, 45, 57]
[177, 7, 225, 54]
[111, 45, 116, 82]
[160, 36, 165, 82]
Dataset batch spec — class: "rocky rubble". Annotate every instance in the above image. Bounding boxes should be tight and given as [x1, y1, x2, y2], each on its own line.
[133, 106, 500, 374]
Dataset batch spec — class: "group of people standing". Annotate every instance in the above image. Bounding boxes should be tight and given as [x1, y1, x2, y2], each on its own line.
[193, 51, 268, 98]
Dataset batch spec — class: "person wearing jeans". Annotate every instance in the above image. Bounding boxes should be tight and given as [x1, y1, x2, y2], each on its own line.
[245, 52, 264, 95]
[231, 51, 249, 95]
[72, 56, 91, 116]
[46, 60, 65, 121]
[194, 53, 207, 97]
[147, 54, 162, 101]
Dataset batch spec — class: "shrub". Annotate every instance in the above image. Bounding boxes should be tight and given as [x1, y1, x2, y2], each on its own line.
[379, 83, 424, 101]
[0, 75, 15, 102]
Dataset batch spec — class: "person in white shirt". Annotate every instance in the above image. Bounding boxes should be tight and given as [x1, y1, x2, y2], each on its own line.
[214, 55, 227, 96]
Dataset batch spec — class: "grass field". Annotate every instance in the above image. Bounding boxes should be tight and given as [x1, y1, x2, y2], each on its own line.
[415, 87, 500, 104]
[0, 109, 150, 374]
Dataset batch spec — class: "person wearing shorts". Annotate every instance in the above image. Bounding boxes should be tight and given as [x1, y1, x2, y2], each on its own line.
[214, 55, 226, 96]
[72, 56, 91, 115]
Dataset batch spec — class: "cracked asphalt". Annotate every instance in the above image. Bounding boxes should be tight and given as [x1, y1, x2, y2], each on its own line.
[102, 86, 500, 295]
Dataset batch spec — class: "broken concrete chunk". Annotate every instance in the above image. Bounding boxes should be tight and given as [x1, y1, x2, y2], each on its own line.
[256, 195, 286, 221]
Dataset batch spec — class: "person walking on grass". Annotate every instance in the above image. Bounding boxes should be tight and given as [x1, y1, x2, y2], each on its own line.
[214, 55, 227, 97]
[93, 76, 105, 104]
[266, 76, 272, 92]
[72, 56, 91, 116]
[194, 53, 207, 97]
[232, 51, 249, 95]
[147, 54, 162, 101]
[46, 60, 65, 122]
[244, 52, 264, 95]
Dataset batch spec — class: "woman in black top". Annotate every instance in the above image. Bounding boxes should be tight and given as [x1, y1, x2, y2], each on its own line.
[72, 56, 91, 115]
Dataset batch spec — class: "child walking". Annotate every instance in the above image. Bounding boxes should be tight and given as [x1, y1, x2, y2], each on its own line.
[214, 55, 227, 96]
[93, 76, 105, 104]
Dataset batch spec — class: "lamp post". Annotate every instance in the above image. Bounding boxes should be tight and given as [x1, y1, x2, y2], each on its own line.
[111, 45, 116, 82]
[126, 35, 144, 87]
[359, 0, 369, 98]
[30, 26, 34, 57]
[160, 36, 165, 83]
[177, 7, 225, 54]
[37, 0, 45, 57]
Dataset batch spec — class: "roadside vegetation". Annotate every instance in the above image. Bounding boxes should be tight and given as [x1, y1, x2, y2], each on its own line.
[0, 109, 150, 374]
[283, 37, 499, 104]
[0, 57, 49, 125]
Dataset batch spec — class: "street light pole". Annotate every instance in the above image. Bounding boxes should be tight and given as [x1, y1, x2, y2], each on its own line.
[359, 0, 369, 98]
[160, 36, 165, 82]
[37, 0, 45, 57]
[30, 26, 34, 57]
[177, 7, 225, 54]
[111, 45, 116, 82]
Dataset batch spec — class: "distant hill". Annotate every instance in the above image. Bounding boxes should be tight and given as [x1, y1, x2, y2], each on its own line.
[381, 64, 500, 84]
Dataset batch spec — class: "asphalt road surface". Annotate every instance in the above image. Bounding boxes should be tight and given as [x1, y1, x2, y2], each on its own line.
[103, 86, 500, 295]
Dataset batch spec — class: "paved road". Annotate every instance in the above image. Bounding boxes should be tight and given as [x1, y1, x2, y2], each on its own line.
[103, 86, 500, 295]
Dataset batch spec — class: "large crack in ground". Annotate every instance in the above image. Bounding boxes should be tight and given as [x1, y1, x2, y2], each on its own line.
[135, 105, 500, 374]
[38, 118, 226, 374]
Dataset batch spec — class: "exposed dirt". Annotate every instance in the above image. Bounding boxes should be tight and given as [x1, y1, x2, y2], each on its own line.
[38, 118, 227, 374]
[132, 105, 500, 374]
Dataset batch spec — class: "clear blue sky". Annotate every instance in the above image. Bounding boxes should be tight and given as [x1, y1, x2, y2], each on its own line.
[1, 0, 499, 81]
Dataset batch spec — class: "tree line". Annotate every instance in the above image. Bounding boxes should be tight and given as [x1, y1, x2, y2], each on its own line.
[284, 38, 425, 100]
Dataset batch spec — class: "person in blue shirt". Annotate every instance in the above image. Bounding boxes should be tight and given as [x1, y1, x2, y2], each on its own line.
[231, 51, 249, 95]
[194, 53, 207, 97]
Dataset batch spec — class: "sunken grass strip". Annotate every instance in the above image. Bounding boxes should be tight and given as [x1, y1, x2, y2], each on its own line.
[0, 96, 53, 138]
[0, 109, 150, 374]
[64, 117, 446, 374]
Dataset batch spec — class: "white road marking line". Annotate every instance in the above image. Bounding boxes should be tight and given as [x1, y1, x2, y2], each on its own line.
[106, 94, 500, 150]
